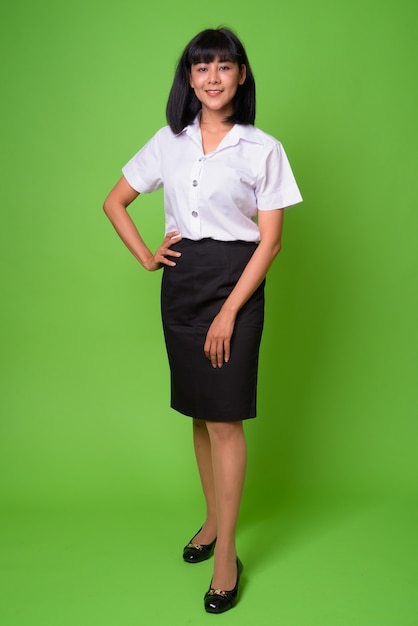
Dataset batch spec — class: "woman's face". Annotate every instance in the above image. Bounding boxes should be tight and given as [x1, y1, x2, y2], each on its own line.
[189, 57, 246, 117]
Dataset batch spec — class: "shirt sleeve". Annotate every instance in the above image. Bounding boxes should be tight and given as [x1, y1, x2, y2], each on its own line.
[255, 142, 303, 210]
[121, 130, 163, 193]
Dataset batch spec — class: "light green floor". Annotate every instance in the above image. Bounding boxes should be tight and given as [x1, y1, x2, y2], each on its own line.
[1, 491, 416, 625]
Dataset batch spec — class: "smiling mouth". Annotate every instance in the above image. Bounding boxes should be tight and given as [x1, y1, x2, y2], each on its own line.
[205, 90, 223, 94]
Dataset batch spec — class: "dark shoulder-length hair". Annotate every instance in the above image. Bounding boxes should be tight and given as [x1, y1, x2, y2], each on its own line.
[166, 27, 256, 134]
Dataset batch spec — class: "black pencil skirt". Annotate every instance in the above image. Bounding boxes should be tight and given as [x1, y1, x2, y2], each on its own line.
[161, 238, 265, 422]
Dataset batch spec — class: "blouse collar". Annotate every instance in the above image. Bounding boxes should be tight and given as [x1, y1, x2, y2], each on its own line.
[179, 115, 263, 149]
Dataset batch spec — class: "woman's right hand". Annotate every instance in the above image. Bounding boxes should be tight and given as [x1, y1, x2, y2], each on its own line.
[144, 231, 182, 271]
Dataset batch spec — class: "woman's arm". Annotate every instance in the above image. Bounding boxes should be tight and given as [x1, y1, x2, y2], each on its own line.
[103, 176, 182, 271]
[204, 208, 284, 367]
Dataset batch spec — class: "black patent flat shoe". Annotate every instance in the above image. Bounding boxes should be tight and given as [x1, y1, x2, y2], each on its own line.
[204, 558, 244, 613]
[182, 528, 217, 563]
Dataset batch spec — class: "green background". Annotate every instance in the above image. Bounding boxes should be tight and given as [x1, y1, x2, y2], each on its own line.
[1, 0, 417, 624]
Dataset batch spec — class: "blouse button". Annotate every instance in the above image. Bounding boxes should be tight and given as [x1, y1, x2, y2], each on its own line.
[192, 210, 198, 217]
[192, 179, 198, 187]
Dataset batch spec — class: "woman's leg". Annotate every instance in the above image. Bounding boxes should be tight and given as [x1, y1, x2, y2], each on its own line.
[205, 420, 247, 591]
[191, 418, 217, 544]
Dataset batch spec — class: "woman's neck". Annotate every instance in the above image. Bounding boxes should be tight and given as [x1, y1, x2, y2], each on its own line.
[199, 114, 234, 154]
[199, 108, 234, 133]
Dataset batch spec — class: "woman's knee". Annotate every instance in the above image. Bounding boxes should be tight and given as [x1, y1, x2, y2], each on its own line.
[206, 420, 243, 441]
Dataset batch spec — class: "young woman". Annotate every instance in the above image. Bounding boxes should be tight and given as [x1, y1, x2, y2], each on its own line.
[103, 27, 302, 614]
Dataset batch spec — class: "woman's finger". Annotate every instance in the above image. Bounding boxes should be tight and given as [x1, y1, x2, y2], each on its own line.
[206, 339, 225, 368]
[155, 232, 182, 266]
[166, 231, 182, 243]
[216, 342, 224, 368]
[223, 338, 230, 364]
[210, 342, 219, 368]
[157, 251, 177, 266]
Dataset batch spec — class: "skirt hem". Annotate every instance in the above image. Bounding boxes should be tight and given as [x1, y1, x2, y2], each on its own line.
[170, 404, 257, 422]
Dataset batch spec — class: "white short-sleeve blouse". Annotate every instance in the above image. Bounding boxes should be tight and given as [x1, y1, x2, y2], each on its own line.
[122, 116, 302, 242]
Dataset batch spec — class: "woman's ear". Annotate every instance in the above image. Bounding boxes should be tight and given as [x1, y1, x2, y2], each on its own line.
[239, 64, 247, 85]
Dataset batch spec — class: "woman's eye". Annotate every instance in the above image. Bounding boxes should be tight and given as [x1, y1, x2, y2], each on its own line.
[219, 65, 230, 71]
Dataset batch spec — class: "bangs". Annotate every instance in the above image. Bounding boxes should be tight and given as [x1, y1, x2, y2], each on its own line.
[187, 30, 241, 66]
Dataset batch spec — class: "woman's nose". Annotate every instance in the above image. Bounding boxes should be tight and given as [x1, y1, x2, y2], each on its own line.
[207, 69, 220, 83]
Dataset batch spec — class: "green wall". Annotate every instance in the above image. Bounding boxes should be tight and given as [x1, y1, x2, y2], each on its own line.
[1, 0, 416, 508]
